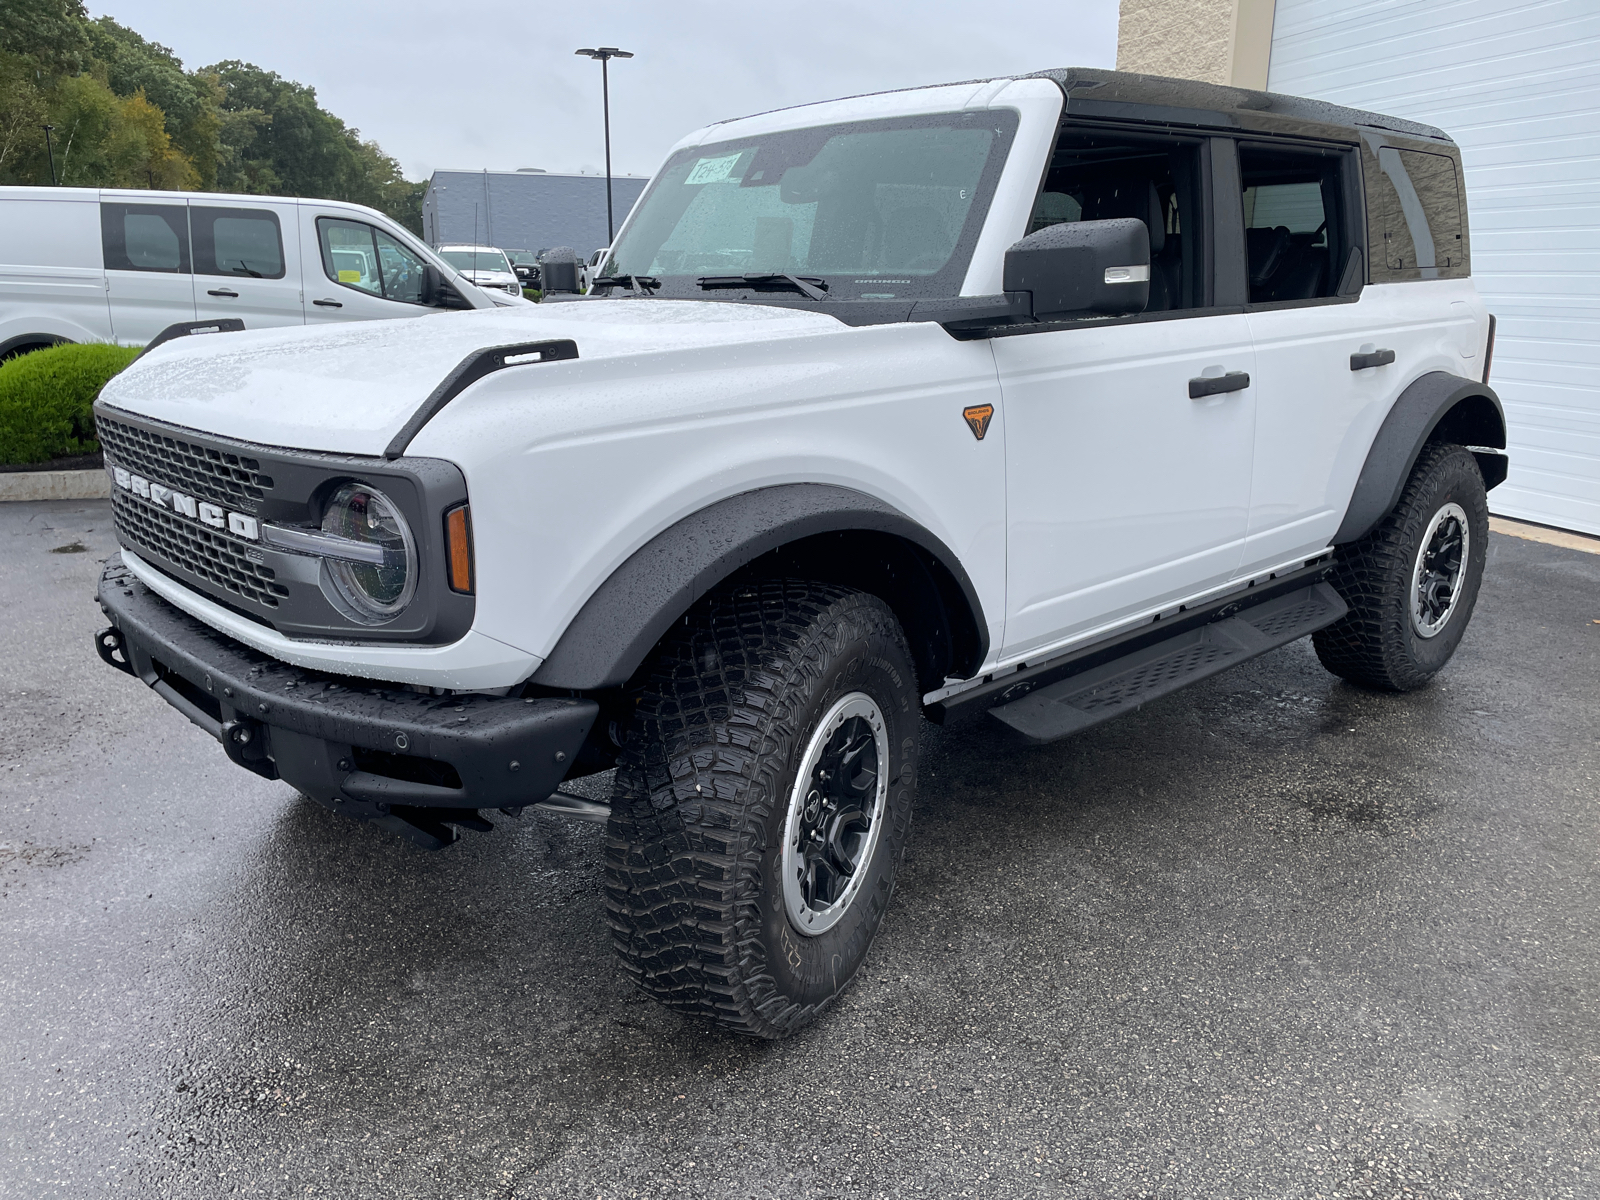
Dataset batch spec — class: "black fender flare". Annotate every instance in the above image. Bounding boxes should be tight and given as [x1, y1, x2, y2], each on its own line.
[1333, 371, 1507, 544]
[531, 484, 989, 690]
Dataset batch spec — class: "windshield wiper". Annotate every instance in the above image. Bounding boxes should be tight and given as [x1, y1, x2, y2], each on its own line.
[591, 274, 661, 295]
[697, 273, 829, 301]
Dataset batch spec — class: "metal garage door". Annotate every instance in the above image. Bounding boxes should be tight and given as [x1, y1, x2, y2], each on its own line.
[1267, 0, 1600, 535]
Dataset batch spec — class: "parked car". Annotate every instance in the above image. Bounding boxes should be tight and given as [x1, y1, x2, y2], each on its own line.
[504, 249, 542, 290]
[580, 247, 609, 292]
[435, 244, 524, 297]
[92, 67, 1504, 1039]
[0, 188, 525, 356]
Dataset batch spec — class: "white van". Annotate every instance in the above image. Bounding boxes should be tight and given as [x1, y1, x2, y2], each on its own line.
[0, 187, 524, 355]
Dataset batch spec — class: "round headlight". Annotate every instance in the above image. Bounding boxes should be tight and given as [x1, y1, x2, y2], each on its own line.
[320, 482, 416, 623]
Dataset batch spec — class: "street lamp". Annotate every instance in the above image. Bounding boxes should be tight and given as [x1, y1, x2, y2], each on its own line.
[574, 46, 633, 244]
[42, 124, 57, 185]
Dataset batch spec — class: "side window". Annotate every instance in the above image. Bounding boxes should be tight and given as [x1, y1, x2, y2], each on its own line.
[1368, 146, 1466, 281]
[373, 229, 427, 304]
[191, 206, 285, 279]
[1238, 144, 1348, 304]
[1025, 129, 1205, 313]
[100, 203, 190, 273]
[317, 218, 431, 305]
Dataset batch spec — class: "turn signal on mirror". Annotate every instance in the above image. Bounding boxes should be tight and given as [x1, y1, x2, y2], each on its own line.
[445, 505, 474, 594]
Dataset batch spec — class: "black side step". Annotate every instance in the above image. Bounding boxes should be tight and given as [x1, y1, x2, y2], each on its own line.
[987, 581, 1347, 744]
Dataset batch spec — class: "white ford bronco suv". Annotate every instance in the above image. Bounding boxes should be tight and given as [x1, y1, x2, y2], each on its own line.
[92, 69, 1504, 1038]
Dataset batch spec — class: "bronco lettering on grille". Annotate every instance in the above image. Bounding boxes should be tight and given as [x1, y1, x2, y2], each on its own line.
[109, 463, 260, 541]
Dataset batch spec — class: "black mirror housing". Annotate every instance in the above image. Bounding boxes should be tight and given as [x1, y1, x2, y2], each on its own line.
[537, 247, 582, 294]
[1002, 218, 1151, 320]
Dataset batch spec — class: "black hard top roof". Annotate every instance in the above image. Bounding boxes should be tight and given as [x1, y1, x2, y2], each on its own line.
[1028, 67, 1451, 145]
[716, 66, 1452, 147]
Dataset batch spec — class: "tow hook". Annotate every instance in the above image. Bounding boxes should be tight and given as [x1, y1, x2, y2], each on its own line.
[219, 716, 276, 779]
[94, 626, 135, 676]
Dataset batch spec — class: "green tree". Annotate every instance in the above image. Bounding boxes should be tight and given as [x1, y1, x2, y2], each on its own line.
[0, 0, 89, 74]
[0, 9, 425, 224]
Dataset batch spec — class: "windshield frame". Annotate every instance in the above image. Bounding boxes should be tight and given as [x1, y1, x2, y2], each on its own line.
[606, 108, 1020, 302]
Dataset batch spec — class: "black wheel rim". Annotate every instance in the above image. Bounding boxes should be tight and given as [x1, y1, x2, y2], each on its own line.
[781, 693, 888, 936]
[1411, 502, 1470, 638]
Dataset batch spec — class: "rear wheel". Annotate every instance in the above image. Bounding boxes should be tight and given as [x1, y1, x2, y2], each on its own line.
[604, 580, 919, 1038]
[1314, 443, 1489, 690]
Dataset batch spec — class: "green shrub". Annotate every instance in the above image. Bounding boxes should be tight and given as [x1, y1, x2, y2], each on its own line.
[0, 343, 141, 465]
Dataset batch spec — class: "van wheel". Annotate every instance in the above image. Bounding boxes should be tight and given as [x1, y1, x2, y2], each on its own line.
[604, 580, 919, 1038]
[1314, 443, 1489, 691]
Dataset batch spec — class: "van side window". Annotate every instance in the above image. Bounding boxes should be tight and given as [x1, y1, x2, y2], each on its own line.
[317, 218, 429, 305]
[1237, 144, 1348, 304]
[191, 207, 285, 279]
[1368, 147, 1467, 281]
[101, 203, 190, 273]
[1026, 129, 1205, 313]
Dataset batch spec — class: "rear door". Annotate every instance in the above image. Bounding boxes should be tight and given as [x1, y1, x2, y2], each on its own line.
[100, 199, 195, 344]
[1237, 137, 1478, 570]
[190, 202, 304, 328]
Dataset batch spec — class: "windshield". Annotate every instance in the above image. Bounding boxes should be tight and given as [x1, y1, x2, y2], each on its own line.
[606, 110, 1017, 300]
[441, 249, 511, 274]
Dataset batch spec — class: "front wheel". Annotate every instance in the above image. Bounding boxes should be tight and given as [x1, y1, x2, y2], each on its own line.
[1314, 442, 1489, 690]
[604, 581, 920, 1038]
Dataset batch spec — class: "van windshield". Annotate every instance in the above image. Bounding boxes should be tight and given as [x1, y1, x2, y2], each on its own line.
[442, 249, 511, 274]
[606, 110, 1017, 301]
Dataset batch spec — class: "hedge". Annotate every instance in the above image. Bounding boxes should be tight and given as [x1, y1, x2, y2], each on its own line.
[0, 343, 141, 466]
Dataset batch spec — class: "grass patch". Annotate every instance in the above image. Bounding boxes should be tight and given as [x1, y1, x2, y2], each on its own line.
[0, 343, 141, 466]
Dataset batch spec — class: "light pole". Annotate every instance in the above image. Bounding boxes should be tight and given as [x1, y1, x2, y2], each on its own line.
[42, 124, 57, 185]
[574, 46, 633, 244]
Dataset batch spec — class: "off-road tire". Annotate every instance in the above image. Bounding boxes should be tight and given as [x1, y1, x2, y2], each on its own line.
[604, 580, 920, 1038]
[1314, 443, 1489, 691]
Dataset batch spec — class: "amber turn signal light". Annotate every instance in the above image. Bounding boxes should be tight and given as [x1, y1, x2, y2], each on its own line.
[445, 505, 474, 594]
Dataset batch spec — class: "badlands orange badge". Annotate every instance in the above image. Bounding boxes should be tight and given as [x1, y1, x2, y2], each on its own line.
[963, 404, 994, 441]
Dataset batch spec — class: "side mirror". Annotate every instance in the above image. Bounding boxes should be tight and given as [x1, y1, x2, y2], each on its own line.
[422, 264, 442, 305]
[1002, 218, 1150, 321]
[537, 247, 582, 294]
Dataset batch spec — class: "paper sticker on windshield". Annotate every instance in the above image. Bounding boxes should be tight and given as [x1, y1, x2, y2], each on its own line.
[338, 269, 362, 283]
[685, 152, 742, 185]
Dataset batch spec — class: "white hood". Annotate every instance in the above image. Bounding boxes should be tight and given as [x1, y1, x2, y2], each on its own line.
[97, 301, 845, 456]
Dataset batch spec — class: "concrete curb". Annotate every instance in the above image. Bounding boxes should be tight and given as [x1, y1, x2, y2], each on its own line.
[0, 468, 111, 503]
[1490, 515, 1600, 556]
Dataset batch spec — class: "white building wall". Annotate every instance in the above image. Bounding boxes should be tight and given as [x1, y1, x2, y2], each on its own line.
[1268, 0, 1600, 535]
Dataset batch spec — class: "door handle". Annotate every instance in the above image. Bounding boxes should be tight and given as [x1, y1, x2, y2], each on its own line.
[1188, 371, 1250, 399]
[1350, 347, 1396, 371]
[206, 288, 239, 298]
[313, 298, 343, 308]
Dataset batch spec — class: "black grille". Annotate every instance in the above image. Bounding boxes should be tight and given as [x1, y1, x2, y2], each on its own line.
[97, 415, 275, 510]
[112, 490, 290, 610]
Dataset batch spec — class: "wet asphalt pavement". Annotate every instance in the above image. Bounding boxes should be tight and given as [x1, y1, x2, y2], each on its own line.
[2, 498, 1598, 1200]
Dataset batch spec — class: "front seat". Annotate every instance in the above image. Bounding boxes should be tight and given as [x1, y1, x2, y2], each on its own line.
[1081, 179, 1178, 310]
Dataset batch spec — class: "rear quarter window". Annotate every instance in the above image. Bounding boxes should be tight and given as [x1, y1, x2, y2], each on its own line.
[1364, 144, 1469, 282]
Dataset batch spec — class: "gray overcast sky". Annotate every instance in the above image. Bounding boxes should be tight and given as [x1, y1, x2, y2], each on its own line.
[91, 1, 1120, 180]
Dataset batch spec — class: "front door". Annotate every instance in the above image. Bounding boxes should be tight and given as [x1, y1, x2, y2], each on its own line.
[190, 203, 305, 329]
[100, 200, 195, 344]
[994, 315, 1258, 659]
[992, 125, 1258, 662]
[301, 210, 441, 323]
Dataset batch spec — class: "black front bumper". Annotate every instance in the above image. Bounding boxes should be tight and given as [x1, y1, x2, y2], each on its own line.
[95, 555, 597, 848]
